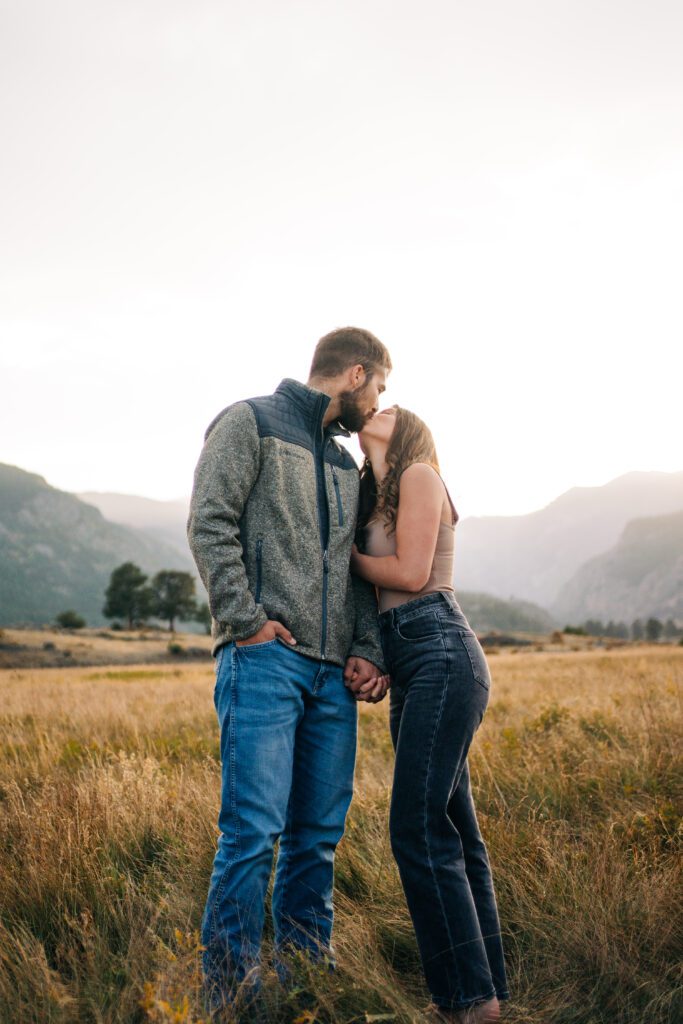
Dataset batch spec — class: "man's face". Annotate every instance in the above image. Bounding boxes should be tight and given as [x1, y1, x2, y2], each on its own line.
[337, 366, 387, 434]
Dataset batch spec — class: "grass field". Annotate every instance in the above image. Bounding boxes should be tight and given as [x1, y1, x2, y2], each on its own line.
[0, 647, 681, 1023]
[0, 627, 212, 670]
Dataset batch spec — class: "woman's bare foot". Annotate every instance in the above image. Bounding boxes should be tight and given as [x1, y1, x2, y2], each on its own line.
[425, 1004, 459, 1023]
[426, 996, 500, 1023]
[459, 997, 500, 1023]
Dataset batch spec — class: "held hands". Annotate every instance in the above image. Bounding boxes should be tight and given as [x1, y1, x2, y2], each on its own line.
[235, 627, 389, 704]
[344, 656, 390, 704]
[235, 620, 296, 647]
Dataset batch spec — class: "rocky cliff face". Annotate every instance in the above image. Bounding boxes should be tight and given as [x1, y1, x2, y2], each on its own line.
[553, 510, 683, 623]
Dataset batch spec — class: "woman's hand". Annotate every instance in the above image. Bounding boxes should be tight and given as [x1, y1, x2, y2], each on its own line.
[350, 542, 364, 577]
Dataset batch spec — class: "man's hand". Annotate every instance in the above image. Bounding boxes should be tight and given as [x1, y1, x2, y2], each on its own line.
[344, 656, 390, 703]
[235, 620, 296, 647]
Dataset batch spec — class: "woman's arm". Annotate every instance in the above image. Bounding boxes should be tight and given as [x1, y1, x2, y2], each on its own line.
[351, 463, 444, 591]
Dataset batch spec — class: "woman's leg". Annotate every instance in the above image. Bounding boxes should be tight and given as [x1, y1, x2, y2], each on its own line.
[388, 621, 496, 1012]
[447, 761, 508, 1004]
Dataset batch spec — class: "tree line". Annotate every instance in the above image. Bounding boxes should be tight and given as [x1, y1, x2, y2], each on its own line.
[103, 562, 209, 632]
[564, 617, 681, 642]
[55, 562, 210, 632]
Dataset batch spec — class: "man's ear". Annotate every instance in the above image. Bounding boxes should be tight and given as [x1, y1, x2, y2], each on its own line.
[348, 363, 366, 390]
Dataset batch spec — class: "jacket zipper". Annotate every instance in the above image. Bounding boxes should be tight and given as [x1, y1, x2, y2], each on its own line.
[321, 547, 329, 660]
[255, 538, 263, 603]
[313, 408, 332, 661]
[331, 467, 344, 526]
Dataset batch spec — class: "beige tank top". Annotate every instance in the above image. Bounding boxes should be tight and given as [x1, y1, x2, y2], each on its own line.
[364, 483, 457, 613]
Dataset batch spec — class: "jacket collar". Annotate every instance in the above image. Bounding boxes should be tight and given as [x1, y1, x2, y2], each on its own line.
[275, 378, 351, 439]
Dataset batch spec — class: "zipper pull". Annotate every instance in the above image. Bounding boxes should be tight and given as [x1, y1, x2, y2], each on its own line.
[323, 549, 329, 573]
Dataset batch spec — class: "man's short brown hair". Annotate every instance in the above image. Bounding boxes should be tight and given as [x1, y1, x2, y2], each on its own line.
[309, 327, 392, 380]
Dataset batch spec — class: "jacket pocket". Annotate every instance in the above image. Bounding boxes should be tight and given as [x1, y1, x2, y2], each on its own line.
[255, 538, 263, 603]
[331, 467, 344, 526]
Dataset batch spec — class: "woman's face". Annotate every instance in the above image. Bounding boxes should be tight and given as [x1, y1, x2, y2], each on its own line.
[359, 406, 397, 454]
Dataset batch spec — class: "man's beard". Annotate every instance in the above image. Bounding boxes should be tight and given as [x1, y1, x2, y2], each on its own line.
[337, 388, 372, 433]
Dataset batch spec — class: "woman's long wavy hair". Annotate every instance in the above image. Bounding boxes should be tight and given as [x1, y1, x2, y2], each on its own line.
[356, 405, 447, 550]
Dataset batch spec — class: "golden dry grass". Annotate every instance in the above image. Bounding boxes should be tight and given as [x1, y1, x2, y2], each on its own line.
[0, 647, 681, 1023]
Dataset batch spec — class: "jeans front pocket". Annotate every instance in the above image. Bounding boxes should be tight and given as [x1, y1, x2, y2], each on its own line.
[214, 644, 226, 675]
[235, 637, 279, 653]
[459, 630, 491, 690]
[394, 609, 442, 643]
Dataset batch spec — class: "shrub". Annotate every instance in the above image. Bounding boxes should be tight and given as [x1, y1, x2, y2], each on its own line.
[55, 610, 86, 629]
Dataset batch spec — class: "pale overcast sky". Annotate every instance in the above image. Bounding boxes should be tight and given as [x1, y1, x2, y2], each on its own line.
[1, 0, 681, 517]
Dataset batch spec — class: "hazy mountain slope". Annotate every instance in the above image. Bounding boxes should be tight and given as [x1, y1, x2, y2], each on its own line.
[455, 471, 683, 606]
[0, 465, 197, 626]
[553, 510, 683, 623]
[458, 591, 556, 634]
[78, 492, 190, 556]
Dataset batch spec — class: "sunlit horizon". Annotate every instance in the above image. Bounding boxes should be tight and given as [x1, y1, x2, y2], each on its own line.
[2, 1, 681, 518]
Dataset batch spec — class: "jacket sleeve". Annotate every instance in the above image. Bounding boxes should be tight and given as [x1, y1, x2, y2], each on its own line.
[186, 402, 268, 642]
[348, 574, 386, 673]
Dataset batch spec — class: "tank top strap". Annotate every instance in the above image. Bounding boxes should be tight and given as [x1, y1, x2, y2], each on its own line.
[436, 472, 459, 526]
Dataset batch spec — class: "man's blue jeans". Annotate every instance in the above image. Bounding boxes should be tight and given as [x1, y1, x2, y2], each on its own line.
[201, 637, 358, 1004]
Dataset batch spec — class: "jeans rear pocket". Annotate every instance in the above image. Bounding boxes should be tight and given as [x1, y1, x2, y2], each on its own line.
[459, 630, 491, 690]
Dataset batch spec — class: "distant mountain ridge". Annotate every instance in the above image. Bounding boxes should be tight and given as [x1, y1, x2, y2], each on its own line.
[4, 464, 681, 630]
[454, 471, 683, 608]
[553, 510, 683, 623]
[458, 591, 556, 634]
[0, 465, 198, 626]
[78, 492, 190, 557]
[79, 473, 683, 614]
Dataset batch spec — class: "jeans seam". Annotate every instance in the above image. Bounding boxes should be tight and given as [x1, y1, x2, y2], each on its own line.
[275, 796, 294, 942]
[423, 623, 463, 1001]
[210, 644, 241, 945]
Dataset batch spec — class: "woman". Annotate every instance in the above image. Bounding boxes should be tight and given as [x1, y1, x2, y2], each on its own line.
[350, 405, 508, 1024]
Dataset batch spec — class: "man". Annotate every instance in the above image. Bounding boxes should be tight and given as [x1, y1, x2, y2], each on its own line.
[187, 326, 392, 1010]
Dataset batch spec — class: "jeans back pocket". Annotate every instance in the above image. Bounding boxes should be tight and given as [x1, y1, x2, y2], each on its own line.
[459, 631, 491, 690]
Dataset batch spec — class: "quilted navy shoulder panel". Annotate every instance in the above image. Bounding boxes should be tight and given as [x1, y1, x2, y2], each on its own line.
[246, 394, 314, 453]
[326, 440, 358, 471]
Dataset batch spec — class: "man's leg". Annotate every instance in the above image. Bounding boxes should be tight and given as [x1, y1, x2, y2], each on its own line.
[271, 661, 358, 959]
[201, 640, 304, 1007]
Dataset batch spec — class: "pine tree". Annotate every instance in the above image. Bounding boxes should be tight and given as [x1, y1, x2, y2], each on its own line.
[645, 617, 663, 642]
[103, 562, 153, 630]
[150, 570, 197, 632]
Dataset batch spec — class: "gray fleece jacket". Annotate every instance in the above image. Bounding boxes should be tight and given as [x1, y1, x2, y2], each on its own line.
[186, 378, 385, 671]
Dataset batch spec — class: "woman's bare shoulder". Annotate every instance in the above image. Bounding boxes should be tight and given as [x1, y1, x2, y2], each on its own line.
[399, 462, 443, 488]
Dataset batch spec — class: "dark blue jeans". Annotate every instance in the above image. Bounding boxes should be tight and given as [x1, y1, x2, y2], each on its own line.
[201, 639, 358, 1009]
[379, 591, 509, 1012]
